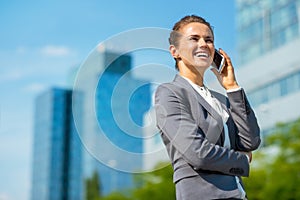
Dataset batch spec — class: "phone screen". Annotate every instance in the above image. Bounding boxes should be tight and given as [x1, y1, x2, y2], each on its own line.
[212, 50, 224, 71]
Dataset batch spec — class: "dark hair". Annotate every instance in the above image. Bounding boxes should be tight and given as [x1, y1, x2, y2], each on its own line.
[169, 15, 214, 69]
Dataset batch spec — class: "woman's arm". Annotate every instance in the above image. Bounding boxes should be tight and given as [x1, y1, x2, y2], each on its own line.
[155, 84, 251, 177]
[227, 89, 261, 151]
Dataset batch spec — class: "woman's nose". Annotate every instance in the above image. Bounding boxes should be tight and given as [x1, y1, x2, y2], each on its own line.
[198, 38, 208, 47]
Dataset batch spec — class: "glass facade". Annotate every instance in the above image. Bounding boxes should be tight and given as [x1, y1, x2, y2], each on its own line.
[32, 50, 152, 199]
[236, 0, 300, 65]
[93, 53, 151, 195]
[248, 70, 300, 107]
[236, 0, 300, 109]
[78, 50, 152, 196]
[31, 88, 82, 200]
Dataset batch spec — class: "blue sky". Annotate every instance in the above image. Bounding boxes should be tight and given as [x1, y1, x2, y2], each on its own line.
[0, 1, 235, 199]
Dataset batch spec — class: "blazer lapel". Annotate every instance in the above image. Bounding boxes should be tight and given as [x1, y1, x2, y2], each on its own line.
[173, 75, 224, 144]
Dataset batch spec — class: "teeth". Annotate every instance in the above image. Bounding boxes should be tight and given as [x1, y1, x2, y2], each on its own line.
[196, 53, 208, 58]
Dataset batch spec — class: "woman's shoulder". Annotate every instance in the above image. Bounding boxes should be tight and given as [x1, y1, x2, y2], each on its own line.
[156, 75, 191, 92]
[156, 80, 190, 96]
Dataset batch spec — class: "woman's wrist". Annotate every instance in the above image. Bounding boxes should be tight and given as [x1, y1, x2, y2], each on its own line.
[226, 86, 242, 93]
[224, 82, 239, 90]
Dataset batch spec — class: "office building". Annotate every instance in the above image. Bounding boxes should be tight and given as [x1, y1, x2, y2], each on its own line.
[31, 88, 83, 200]
[73, 46, 151, 196]
[31, 47, 159, 199]
[210, 0, 300, 140]
[236, 0, 300, 65]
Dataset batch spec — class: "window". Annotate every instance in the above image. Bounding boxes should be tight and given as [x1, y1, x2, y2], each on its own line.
[248, 70, 300, 107]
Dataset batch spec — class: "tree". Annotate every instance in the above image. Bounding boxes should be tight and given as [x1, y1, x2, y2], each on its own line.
[85, 170, 102, 200]
[100, 192, 130, 200]
[243, 118, 300, 200]
[130, 162, 175, 200]
[98, 162, 175, 200]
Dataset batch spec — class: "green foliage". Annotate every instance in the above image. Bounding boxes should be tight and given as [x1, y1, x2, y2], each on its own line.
[85, 162, 175, 200]
[243, 118, 300, 200]
[85, 171, 102, 200]
[100, 192, 130, 200]
[131, 163, 175, 200]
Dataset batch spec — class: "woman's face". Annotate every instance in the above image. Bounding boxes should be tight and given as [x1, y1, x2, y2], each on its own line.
[174, 22, 215, 72]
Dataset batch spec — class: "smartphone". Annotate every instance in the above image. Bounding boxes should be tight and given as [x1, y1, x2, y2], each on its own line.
[212, 49, 225, 73]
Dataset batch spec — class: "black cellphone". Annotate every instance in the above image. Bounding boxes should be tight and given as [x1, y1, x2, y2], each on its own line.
[212, 49, 225, 73]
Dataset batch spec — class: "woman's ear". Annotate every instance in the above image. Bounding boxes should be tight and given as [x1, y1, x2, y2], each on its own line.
[169, 45, 181, 59]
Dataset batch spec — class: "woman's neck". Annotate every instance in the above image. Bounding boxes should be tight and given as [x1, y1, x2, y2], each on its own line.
[179, 65, 205, 86]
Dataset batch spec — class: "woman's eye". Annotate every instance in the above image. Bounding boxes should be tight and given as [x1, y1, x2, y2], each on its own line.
[190, 37, 198, 41]
[206, 39, 214, 43]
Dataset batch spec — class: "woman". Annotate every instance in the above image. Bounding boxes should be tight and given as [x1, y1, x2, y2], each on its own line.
[155, 15, 261, 200]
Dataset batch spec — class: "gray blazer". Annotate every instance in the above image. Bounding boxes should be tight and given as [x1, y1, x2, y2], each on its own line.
[155, 75, 261, 199]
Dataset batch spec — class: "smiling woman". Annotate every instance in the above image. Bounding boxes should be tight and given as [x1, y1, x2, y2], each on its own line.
[170, 22, 215, 85]
[155, 15, 261, 200]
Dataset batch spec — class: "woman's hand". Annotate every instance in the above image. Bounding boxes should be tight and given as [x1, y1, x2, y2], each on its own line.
[239, 151, 252, 163]
[211, 49, 240, 90]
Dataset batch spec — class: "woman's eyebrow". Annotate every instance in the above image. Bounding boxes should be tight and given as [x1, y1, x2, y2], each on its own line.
[188, 34, 213, 39]
[188, 34, 200, 37]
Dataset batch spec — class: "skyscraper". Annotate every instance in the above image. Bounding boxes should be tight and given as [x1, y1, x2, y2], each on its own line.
[210, 0, 300, 140]
[236, 0, 300, 65]
[73, 46, 151, 196]
[31, 47, 153, 199]
[31, 88, 83, 200]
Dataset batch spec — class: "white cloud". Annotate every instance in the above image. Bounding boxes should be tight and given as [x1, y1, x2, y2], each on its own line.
[40, 45, 73, 57]
[0, 193, 12, 200]
[14, 45, 75, 57]
[0, 69, 25, 82]
[16, 46, 27, 54]
[22, 83, 47, 93]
